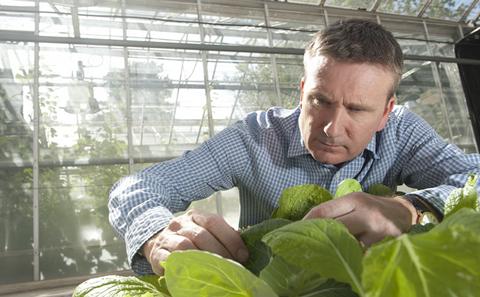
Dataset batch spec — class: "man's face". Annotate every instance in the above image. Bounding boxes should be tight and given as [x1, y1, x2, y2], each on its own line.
[299, 55, 396, 165]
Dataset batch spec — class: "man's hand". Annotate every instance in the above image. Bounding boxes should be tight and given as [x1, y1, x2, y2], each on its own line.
[303, 192, 417, 247]
[142, 209, 249, 275]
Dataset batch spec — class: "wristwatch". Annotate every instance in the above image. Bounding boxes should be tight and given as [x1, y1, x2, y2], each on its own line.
[402, 194, 442, 225]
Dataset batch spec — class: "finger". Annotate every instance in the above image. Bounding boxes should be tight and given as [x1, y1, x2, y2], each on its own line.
[190, 211, 249, 263]
[176, 224, 234, 259]
[303, 197, 356, 220]
[334, 211, 369, 236]
[159, 233, 198, 252]
[357, 233, 383, 248]
[148, 248, 171, 276]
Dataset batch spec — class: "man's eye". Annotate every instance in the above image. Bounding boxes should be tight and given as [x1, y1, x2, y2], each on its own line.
[349, 107, 362, 112]
[312, 97, 326, 106]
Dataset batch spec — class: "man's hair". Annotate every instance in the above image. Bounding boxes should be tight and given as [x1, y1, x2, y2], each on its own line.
[304, 19, 404, 99]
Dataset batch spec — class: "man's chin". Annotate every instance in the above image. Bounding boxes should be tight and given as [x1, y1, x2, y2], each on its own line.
[310, 150, 347, 165]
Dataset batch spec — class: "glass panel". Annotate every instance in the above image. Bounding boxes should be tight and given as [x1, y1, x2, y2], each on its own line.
[0, 43, 34, 163]
[268, 9, 323, 48]
[39, 165, 129, 280]
[78, 12, 124, 40]
[38, 43, 128, 163]
[2, 0, 34, 6]
[325, 0, 373, 10]
[437, 62, 477, 153]
[424, 0, 473, 21]
[378, 0, 429, 16]
[397, 61, 477, 153]
[39, 2, 75, 37]
[465, 2, 480, 22]
[275, 54, 303, 108]
[0, 11, 34, 32]
[380, 20, 430, 56]
[0, 43, 34, 285]
[125, 1, 200, 43]
[424, 23, 461, 57]
[129, 48, 205, 159]
[200, 4, 268, 47]
[0, 167, 33, 285]
[209, 52, 277, 133]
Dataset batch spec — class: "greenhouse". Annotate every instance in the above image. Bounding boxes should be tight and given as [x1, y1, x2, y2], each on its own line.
[1, 0, 479, 296]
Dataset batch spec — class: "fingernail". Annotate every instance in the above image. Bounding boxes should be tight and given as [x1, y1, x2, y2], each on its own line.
[236, 249, 249, 262]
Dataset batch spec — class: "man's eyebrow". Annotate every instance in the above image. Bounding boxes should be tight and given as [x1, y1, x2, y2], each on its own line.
[345, 101, 375, 111]
[309, 89, 332, 100]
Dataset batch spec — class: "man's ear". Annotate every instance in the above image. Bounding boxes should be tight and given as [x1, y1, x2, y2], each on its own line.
[376, 96, 395, 132]
[299, 77, 305, 108]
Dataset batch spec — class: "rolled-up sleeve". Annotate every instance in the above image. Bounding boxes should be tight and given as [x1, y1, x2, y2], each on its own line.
[395, 108, 480, 214]
[108, 124, 251, 274]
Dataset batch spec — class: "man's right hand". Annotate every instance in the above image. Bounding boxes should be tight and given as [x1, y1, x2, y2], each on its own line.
[142, 209, 249, 275]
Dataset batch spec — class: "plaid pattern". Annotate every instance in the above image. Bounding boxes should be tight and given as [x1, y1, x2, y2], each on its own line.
[108, 105, 480, 274]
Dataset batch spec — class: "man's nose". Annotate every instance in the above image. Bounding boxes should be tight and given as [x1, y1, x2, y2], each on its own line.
[323, 108, 345, 138]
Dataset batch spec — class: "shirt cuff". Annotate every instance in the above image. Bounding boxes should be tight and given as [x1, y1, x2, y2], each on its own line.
[125, 206, 173, 274]
[402, 193, 444, 222]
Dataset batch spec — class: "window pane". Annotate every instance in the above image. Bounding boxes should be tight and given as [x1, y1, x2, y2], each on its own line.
[424, 0, 473, 21]
[397, 61, 477, 153]
[38, 43, 128, 163]
[325, 0, 373, 10]
[39, 165, 129, 280]
[0, 167, 33, 285]
[0, 11, 34, 32]
[201, 3, 268, 47]
[39, 2, 75, 37]
[130, 48, 205, 159]
[378, 0, 429, 16]
[268, 9, 323, 48]
[0, 43, 35, 285]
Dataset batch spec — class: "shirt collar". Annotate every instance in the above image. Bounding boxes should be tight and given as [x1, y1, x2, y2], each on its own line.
[287, 111, 380, 160]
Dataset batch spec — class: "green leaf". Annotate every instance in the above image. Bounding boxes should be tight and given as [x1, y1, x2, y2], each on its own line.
[408, 223, 435, 235]
[334, 179, 363, 198]
[432, 208, 480, 233]
[366, 184, 394, 197]
[444, 174, 479, 218]
[262, 219, 364, 296]
[298, 279, 359, 297]
[72, 275, 168, 297]
[260, 256, 327, 296]
[156, 276, 171, 296]
[363, 223, 480, 297]
[163, 250, 278, 297]
[240, 218, 291, 275]
[272, 184, 332, 220]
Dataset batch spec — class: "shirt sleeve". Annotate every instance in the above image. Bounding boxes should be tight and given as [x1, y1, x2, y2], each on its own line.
[108, 123, 251, 274]
[395, 108, 480, 215]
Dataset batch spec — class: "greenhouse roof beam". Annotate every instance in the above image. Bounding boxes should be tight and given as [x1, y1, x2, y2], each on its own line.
[370, 0, 383, 12]
[2, 31, 480, 65]
[460, 0, 479, 23]
[417, 0, 433, 18]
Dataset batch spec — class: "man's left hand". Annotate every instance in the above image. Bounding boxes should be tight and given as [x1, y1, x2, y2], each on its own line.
[303, 192, 417, 246]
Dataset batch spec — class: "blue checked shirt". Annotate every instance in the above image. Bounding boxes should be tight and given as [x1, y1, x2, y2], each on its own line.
[109, 105, 480, 275]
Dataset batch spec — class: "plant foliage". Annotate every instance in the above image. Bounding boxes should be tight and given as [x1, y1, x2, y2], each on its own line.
[73, 175, 479, 297]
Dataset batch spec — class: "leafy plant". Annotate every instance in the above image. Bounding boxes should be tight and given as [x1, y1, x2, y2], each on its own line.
[73, 175, 479, 297]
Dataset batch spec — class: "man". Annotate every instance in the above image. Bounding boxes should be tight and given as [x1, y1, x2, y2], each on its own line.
[109, 19, 480, 275]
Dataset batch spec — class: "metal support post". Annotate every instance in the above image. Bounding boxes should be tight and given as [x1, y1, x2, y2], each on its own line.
[264, 3, 282, 106]
[32, 0, 40, 282]
[196, 0, 223, 217]
[122, 0, 134, 173]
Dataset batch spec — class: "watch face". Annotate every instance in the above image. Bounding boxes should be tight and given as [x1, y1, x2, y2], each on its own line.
[419, 211, 439, 225]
